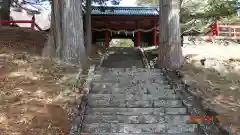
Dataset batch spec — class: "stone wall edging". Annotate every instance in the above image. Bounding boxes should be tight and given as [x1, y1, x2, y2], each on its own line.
[140, 48, 229, 135]
[138, 47, 150, 68]
[176, 70, 239, 135]
[99, 53, 107, 67]
[68, 64, 96, 135]
[164, 69, 236, 135]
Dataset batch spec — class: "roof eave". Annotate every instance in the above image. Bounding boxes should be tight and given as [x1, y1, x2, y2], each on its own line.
[91, 14, 158, 17]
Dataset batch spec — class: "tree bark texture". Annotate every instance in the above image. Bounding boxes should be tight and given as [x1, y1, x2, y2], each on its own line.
[42, 0, 87, 68]
[85, 0, 92, 56]
[0, 0, 11, 20]
[158, 0, 183, 70]
[42, 0, 63, 58]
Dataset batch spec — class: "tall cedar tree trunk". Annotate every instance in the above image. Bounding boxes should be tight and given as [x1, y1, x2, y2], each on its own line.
[0, 0, 11, 20]
[42, 0, 87, 68]
[158, 0, 183, 70]
[85, 0, 92, 56]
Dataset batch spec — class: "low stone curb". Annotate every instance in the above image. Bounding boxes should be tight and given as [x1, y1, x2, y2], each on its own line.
[163, 70, 226, 135]
[68, 55, 104, 135]
[175, 70, 239, 135]
[68, 65, 95, 135]
[138, 47, 150, 69]
[99, 52, 108, 67]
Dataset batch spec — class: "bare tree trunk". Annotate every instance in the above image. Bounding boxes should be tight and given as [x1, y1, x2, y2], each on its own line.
[62, 0, 87, 67]
[42, 0, 87, 68]
[42, 0, 63, 58]
[85, 0, 92, 56]
[0, 0, 11, 20]
[158, 0, 183, 70]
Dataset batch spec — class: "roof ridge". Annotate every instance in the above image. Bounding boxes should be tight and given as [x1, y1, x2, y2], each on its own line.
[90, 6, 159, 16]
[92, 6, 158, 9]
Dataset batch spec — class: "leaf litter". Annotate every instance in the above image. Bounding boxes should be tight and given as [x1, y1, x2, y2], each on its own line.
[0, 27, 85, 135]
[181, 43, 240, 133]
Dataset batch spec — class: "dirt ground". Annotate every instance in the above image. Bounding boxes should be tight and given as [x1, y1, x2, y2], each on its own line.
[0, 27, 103, 135]
[181, 43, 240, 133]
[143, 42, 240, 133]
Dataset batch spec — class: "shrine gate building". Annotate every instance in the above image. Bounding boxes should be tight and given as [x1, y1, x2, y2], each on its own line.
[84, 6, 159, 48]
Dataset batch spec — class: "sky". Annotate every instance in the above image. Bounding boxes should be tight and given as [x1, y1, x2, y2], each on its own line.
[104, 0, 137, 6]
[24, 0, 137, 7]
[118, 0, 137, 6]
[19, 0, 138, 12]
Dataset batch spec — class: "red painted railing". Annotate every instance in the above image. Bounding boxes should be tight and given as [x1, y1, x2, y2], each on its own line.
[210, 22, 240, 39]
[0, 16, 41, 31]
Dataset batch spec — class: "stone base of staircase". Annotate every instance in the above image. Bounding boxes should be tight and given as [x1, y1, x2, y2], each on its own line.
[78, 68, 199, 135]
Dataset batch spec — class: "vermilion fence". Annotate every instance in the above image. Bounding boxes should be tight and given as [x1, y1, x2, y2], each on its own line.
[0, 16, 41, 31]
[210, 22, 240, 39]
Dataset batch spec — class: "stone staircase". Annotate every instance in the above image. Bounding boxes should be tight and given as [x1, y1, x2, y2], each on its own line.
[80, 68, 198, 135]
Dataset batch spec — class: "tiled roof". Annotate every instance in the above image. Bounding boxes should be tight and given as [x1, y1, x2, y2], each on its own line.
[91, 6, 159, 16]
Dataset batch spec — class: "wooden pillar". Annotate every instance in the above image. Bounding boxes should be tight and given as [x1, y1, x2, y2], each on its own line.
[105, 20, 109, 48]
[105, 30, 109, 48]
[137, 31, 140, 47]
[153, 23, 157, 46]
[214, 22, 220, 36]
[136, 21, 141, 48]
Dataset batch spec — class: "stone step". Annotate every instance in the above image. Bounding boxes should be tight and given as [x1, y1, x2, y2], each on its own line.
[93, 71, 165, 77]
[91, 76, 165, 82]
[86, 107, 187, 116]
[91, 79, 169, 88]
[94, 68, 150, 74]
[88, 93, 179, 100]
[94, 67, 164, 73]
[82, 123, 197, 133]
[88, 94, 182, 108]
[84, 115, 189, 124]
[91, 77, 166, 85]
[93, 72, 148, 77]
[93, 71, 165, 79]
[81, 133, 194, 135]
[90, 85, 174, 96]
[91, 81, 171, 88]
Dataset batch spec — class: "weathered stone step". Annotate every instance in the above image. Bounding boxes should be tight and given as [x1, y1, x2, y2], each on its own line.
[86, 107, 187, 116]
[88, 94, 182, 108]
[93, 71, 165, 80]
[93, 71, 165, 77]
[92, 73, 166, 82]
[94, 68, 165, 74]
[82, 123, 197, 133]
[90, 85, 174, 96]
[81, 133, 194, 135]
[91, 76, 165, 83]
[91, 81, 171, 89]
[88, 93, 179, 100]
[94, 68, 151, 74]
[87, 103, 183, 109]
[91, 78, 166, 85]
[84, 115, 189, 124]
